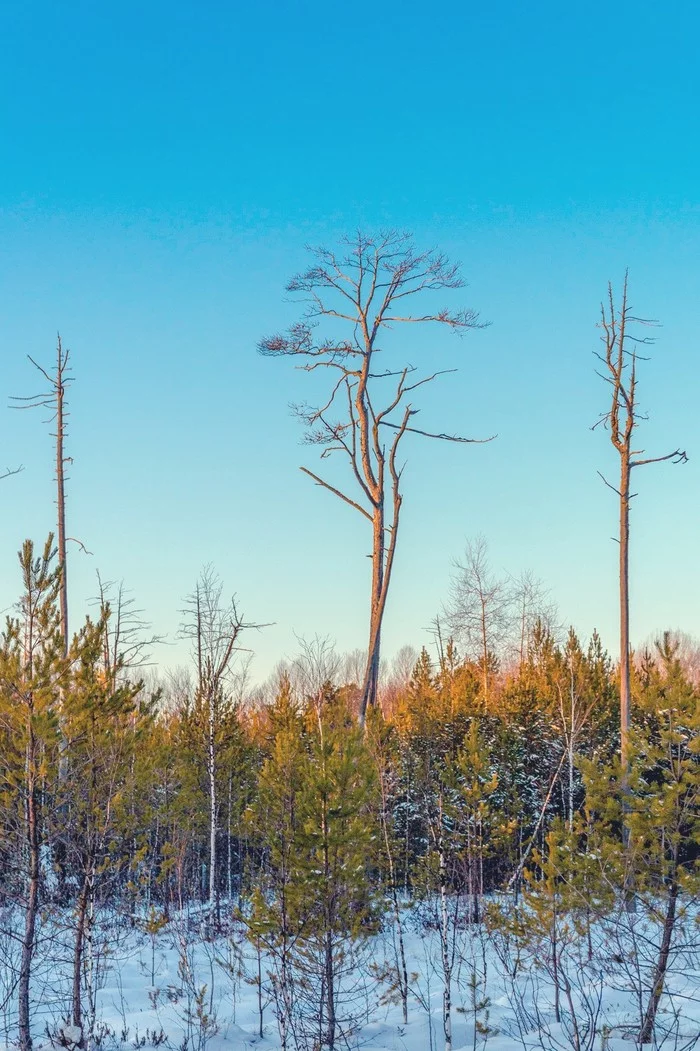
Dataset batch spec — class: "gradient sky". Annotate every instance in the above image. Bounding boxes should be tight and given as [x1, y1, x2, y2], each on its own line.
[1, 0, 698, 682]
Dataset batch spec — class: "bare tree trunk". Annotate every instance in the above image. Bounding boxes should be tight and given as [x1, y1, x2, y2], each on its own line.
[475, 816, 485, 924]
[440, 852, 452, 1051]
[361, 510, 385, 719]
[19, 749, 39, 1051]
[392, 887, 409, 1025]
[375, 749, 409, 1024]
[324, 927, 336, 1050]
[551, 906, 561, 1024]
[619, 456, 636, 912]
[55, 338, 69, 655]
[619, 454, 631, 777]
[360, 468, 403, 723]
[639, 876, 678, 1045]
[208, 689, 217, 918]
[227, 776, 233, 903]
[362, 604, 384, 714]
[256, 940, 264, 1038]
[567, 738, 575, 832]
[72, 874, 92, 1043]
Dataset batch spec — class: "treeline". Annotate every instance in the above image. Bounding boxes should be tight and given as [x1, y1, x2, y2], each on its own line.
[0, 537, 698, 1049]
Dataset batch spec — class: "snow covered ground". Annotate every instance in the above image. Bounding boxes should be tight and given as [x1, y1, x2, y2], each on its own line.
[2, 903, 699, 1051]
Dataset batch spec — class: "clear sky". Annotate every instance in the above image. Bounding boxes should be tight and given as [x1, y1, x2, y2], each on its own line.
[1, 0, 698, 682]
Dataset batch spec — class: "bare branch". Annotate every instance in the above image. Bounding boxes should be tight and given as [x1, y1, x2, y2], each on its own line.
[631, 449, 688, 469]
[379, 421, 497, 443]
[381, 308, 484, 328]
[66, 536, 93, 556]
[299, 466, 373, 521]
[26, 355, 57, 387]
[596, 470, 622, 496]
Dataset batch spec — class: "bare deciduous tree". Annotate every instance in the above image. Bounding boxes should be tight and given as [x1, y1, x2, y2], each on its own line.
[289, 633, 342, 718]
[180, 566, 263, 918]
[507, 568, 559, 670]
[338, 647, 367, 689]
[389, 644, 420, 689]
[260, 231, 489, 724]
[594, 275, 687, 771]
[444, 536, 511, 701]
[93, 573, 165, 690]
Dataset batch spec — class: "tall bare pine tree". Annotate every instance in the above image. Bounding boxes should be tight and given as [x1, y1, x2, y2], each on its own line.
[260, 232, 488, 723]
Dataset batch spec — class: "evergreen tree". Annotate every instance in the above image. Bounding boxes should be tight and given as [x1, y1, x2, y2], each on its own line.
[59, 610, 149, 1044]
[246, 675, 306, 1050]
[294, 689, 379, 1050]
[582, 634, 700, 1044]
[248, 686, 378, 1050]
[0, 538, 66, 1051]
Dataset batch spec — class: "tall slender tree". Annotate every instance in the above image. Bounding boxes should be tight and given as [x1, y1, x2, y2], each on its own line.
[260, 232, 489, 723]
[12, 338, 74, 650]
[594, 275, 687, 773]
[0, 538, 66, 1051]
[295, 690, 378, 1050]
[180, 566, 262, 918]
[60, 611, 149, 1046]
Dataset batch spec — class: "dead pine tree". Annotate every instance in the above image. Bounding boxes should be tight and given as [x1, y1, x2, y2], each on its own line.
[260, 231, 491, 724]
[12, 336, 77, 654]
[593, 273, 687, 886]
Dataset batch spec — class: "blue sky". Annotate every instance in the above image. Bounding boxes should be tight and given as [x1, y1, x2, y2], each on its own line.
[1, 0, 698, 680]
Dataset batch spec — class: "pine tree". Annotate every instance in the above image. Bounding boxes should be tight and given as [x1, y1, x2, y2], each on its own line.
[454, 720, 511, 923]
[0, 538, 66, 1051]
[491, 820, 610, 1050]
[582, 634, 700, 1044]
[246, 676, 306, 1050]
[294, 690, 379, 1050]
[365, 705, 410, 1023]
[249, 686, 378, 1050]
[59, 610, 149, 1044]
